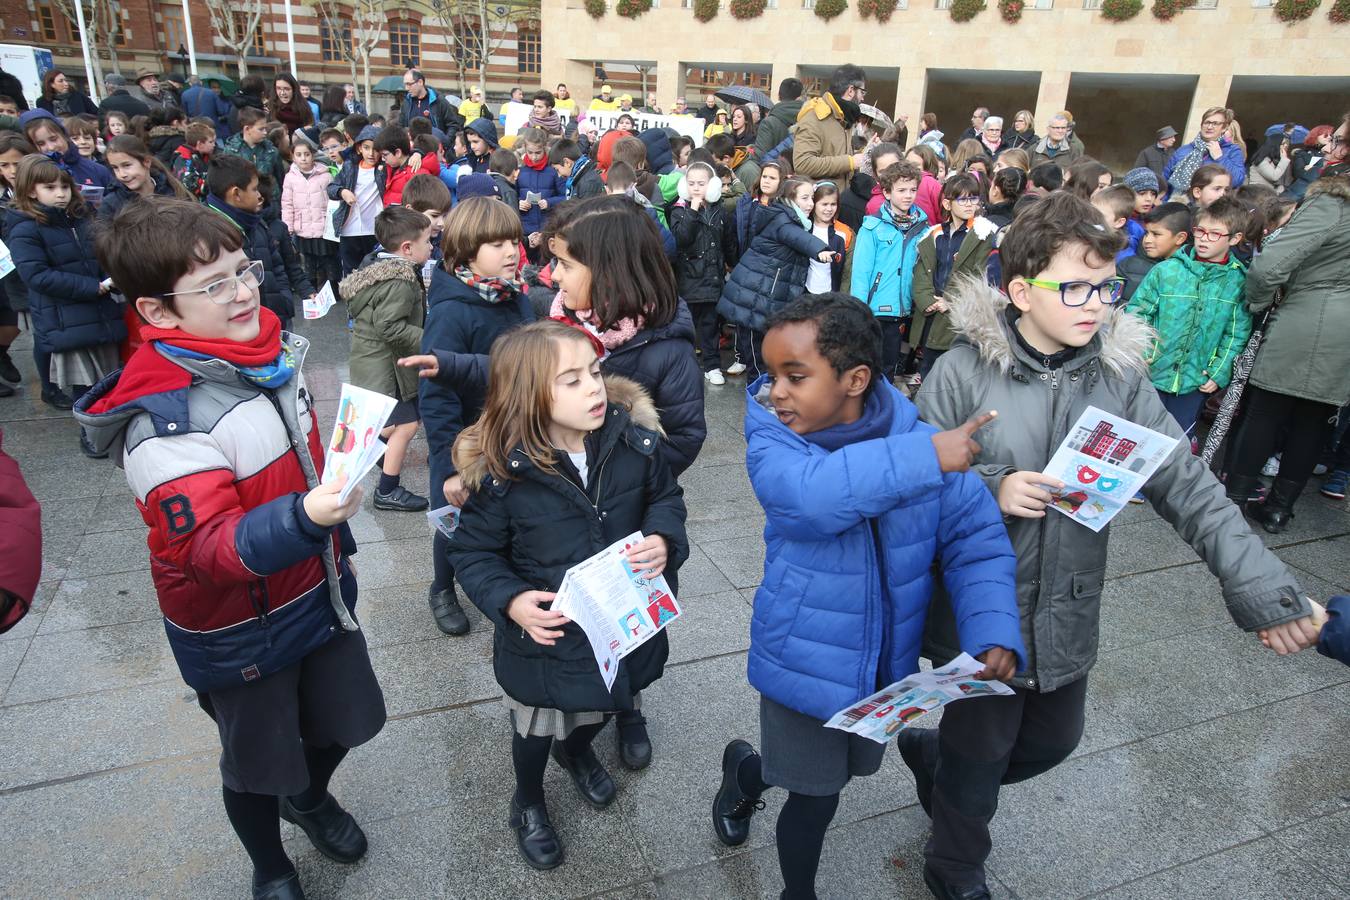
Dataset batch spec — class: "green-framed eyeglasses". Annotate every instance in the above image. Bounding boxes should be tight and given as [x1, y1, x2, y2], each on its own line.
[1023, 276, 1126, 307]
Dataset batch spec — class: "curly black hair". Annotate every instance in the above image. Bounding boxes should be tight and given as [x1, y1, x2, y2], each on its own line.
[766, 292, 883, 396]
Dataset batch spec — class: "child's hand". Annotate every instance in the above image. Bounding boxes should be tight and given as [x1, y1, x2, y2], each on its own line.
[341, 189, 357, 204]
[998, 470, 1066, 519]
[1257, 611, 1322, 655]
[303, 476, 363, 527]
[926, 299, 949, 314]
[397, 354, 440, 378]
[816, 250, 834, 263]
[1198, 379, 1219, 394]
[528, 232, 542, 248]
[625, 535, 669, 579]
[519, 199, 531, 212]
[538, 198, 548, 210]
[931, 411, 997, 473]
[975, 647, 1017, 681]
[508, 590, 568, 645]
[443, 474, 469, 507]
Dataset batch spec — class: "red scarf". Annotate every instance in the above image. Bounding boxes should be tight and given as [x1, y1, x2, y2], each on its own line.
[522, 152, 550, 172]
[140, 306, 283, 366]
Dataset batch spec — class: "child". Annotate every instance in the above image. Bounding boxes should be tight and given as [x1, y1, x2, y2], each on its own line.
[205, 155, 299, 330]
[419, 196, 532, 636]
[850, 161, 929, 380]
[282, 139, 340, 295]
[172, 120, 215, 200]
[1090, 183, 1140, 262]
[904, 144, 944, 224]
[0, 134, 35, 400]
[603, 162, 677, 259]
[911, 173, 998, 381]
[733, 162, 785, 251]
[710, 292, 1024, 900]
[146, 106, 188, 166]
[719, 176, 833, 382]
[445, 319, 688, 870]
[400, 173, 452, 260]
[488, 147, 520, 208]
[7, 155, 124, 457]
[221, 107, 287, 204]
[104, 110, 130, 142]
[1188, 162, 1231, 210]
[65, 114, 103, 165]
[1123, 166, 1161, 219]
[374, 124, 436, 206]
[19, 109, 113, 192]
[74, 197, 386, 900]
[1119, 201, 1190, 303]
[670, 161, 740, 385]
[515, 127, 562, 263]
[319, 128, 347, 174]
[464, 118, 498, 173]
[909, 191, 1319, 900]
[258, 173, 318, 318]
[341, 206, 433, 512]
[550, 139, 604, 200]
[807, 180, 851, 295]
[1127, 194, 1250, 437]
[329, 125, 385, 275]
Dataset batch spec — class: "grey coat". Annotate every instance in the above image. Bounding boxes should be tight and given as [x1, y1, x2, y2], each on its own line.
[915, 278, 1311, 692]
[1245, 176, 1350, 407]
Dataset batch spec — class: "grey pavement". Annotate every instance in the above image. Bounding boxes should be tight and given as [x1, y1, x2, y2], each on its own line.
[2, 311, 1350, 900]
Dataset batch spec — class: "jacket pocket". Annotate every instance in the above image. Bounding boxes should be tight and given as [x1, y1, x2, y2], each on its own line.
[752, 562, 812, 662]
[1062, 566, 1106, 669]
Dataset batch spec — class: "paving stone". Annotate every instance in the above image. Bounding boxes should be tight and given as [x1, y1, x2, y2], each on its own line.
[1270, 808, 1350, 892]
[66, 526, 152, 578]
[700, 534, 766, 590]
[39, 569, 161, 635]
[1094, 835, 1347, 900]
[3, 618, 179, 705]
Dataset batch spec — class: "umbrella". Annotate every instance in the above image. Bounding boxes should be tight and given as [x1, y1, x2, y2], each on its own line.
[858, 103, 893, 130]
[716, 85, 772, 112]
[373, 75, 407, 94]
[1200, 294, 1281, 468]
[194, 72, 237, 96]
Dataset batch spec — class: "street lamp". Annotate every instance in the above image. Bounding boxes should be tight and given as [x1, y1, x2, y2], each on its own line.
[177, 44, 189, 83]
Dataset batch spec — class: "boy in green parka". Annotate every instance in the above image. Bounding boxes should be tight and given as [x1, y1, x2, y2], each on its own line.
[1126, 194, 1251, 437]
[340, 206, 434, 512]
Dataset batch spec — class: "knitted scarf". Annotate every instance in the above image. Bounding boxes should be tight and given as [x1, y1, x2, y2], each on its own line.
[454, 266, 523, 304]
[550, 291, 643, 351]
[1167, 137, 1210, 197]
[528, 112, 563, 135]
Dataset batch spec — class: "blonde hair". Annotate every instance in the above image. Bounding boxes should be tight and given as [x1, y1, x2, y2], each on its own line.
[948, 139, 987, 177]
[441, 195, 523, 270]
[995, 148, 1030, 172]
[452, 320, 599, 486]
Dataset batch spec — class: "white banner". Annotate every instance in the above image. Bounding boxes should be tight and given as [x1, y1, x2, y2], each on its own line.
[503, 103, 573, 139]
[586, 111, 705, 147]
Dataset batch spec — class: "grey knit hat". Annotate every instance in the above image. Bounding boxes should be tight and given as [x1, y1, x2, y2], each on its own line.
[1123, 167, 1161, 195]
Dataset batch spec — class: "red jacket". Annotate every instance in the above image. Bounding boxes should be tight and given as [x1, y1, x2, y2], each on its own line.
[383, 153, 441, 206]
[0, 429, 40, 634]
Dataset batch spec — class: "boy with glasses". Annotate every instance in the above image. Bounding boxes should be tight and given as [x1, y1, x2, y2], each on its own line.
[906, 190, 1320, 900]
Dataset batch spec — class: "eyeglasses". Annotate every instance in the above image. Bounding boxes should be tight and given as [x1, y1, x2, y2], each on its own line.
[952, 195, 982, 204]
[1332, 135, 1347, 146]
[160, 260, 264, 305]
[1193, 227, 1231, 241]
[850, 83, 867, 97]
[985, 127, 1002, 133]
[1202, 119, 1227, 128]
[1023, 276, 1126, 307]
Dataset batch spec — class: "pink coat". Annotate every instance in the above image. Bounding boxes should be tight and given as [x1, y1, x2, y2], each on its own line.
[281, 163, 333, 240]
[866, 171, 944, 225]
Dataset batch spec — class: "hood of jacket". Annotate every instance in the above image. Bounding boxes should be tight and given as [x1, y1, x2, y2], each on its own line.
[1307, 173, 1350, 202]
[769, 99, 804, 129]
[148, 124, 184, 143]
[230, 91, 265, 111]
[466, 117, 499, 149]
[340, 256, 422, 317]
[454, 373, 662, 488]
[638, 128, 674, 175]
[945, 275, 1154, 378]
[18, 109, 86, 170]
[797, 94, 843, 125]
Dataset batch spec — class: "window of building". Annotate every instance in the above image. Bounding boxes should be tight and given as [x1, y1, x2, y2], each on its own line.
[320, 17, 351, 61]
[1252, 0, 1273, 6]
[37, 3, 62, 41]
[112, 8, 128, 45]
[162, 7, 186, 53]
[1189, 0, 1218, 6]
[454, 21, 481, 70]
[231, 11, 266, 56]
[390, 20, 421, 67]
[935, 0, 951, 8]
[1082, 0, 1103, 7]
[517, 29, 541, 75]
[1030, 0, 1052, 7]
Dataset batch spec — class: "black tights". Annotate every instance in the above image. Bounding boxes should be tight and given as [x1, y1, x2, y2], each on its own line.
[511, 719, 609, 808]
[736, 753, 840, 900]
[220, 743, 349, 881]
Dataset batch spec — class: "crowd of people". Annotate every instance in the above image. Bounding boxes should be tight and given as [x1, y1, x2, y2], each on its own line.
[0, 59, 1348, 900]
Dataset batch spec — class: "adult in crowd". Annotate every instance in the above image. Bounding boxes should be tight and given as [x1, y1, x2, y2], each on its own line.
[1247, 128, 1294, 192]
[1007, 109, 1037, 150]
[1134, 125, 1177, 185]
[298, 82, 321, 123]
[1285, 124, 1333, 200]
[959, 106, 989, 142]
[696, 94, 721, 127]
[754, 78, 804, 161]
[553, 83, 577, 116]
[0, 65, 28, 111]
[319, 85, 349, 128]
[1225, 175, 1350, 532]
[671, 96, 694, 117]
[640, 92, 661, 114]
[227, 74, 267, 135]
[1321, 114, 1350, 179]
[793, 63, 868, 182]
[589, 83, 621, 113]
[498, 86, 525, 123]
[269, 73, 315, 135]
[399, 69, 463, 136]
[730, 105, 756, 147]
[100, 73, 151, 120]
[1164, 106, 1246, 196]
[617, 93, 636, 114]
[1029, 113, 1082, 168]
[528, 90, 564, 135]
[129, 68, 171, 111]
[180, 75, 231, 137]
[0, 429, 40, 636]
[459, 86, 488, 122]
[979, 116, 1007, 157]
[37, 69, 98, 117]
[343, 83, 367, 115]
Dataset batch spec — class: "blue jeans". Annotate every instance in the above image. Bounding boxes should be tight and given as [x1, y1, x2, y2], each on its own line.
[1157, 389, 1207, 437]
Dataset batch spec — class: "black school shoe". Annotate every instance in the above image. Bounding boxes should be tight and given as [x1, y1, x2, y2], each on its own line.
[372, 484, 429, 512]
[923, 864, 991, 900]
[280, 793, 368, 864]
[429, 585, 470, 635]
[253, 871, 306, 900]
[42, 387, 73, 410]
[0, 349, 20, 384]
[616, 711, 652, 770]
[896, 728, 937, 818]
[509, 798, 564, 870]
[712, 739, 764, 847]
[550, 740, 616, 809]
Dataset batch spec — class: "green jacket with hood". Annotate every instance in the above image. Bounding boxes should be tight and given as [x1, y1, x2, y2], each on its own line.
[341, 255, 426, 402]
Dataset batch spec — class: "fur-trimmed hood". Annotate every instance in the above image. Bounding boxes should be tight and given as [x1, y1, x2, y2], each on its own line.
[1307, 173, 1350, 202]
[454, 374, 663, 488]
[945, 275, 1154, 377]
[339, 256, 422, 299]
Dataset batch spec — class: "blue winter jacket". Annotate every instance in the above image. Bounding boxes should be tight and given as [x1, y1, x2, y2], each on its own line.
[1318, 595, 1350, 666]
[180, 84, 232, 138]
[849, 203, 930, 317]
[6, 205, 124, 354]
[515, 161, 563, 237]
[718, 201, 828, 333]
[744, 377, 1026, 722]
[17, 110, 113, 191]
[1163, 137, 1247, 191]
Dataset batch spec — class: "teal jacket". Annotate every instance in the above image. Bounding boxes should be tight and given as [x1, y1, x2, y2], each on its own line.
[1126, 247, 1251, 395]
[848, 203, 929, 318]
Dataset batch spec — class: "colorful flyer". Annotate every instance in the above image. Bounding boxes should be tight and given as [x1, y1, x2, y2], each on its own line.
[302, 281, 337, 320]
[1042, 406, 1180, 532]
[552, 532, 682, 692]
[426, 503, 460, 539]
[321, 383, 397, 503]
[824, 653, 1014, 743]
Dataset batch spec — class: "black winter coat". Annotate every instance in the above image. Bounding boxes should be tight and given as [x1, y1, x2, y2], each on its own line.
[669, 200, 739, 305]
[205, 196, 296, 327]
[147, 126, 187, 168]
[0, 199, 29, 313]
[419, 267, 534, 504]
[6, 205, 124, 353]
[98, 90, 150, 121]
[718, 201, 828, 332]
[227, 92, 266, 134]
[97, 169, 179, 224]
[447, 377, 689, 713]
[837, 170, 875, 233]
[38, 92, 99, 117]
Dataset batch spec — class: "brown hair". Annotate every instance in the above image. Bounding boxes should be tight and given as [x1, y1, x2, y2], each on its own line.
[23, 116, 66, 151]
[41, 69, 71, 101]
[402, 173, 451, 214]
[374, 205, 433, 250]
[452, 319, 600, 485]
[0, 133, 36, 188]
[753, 161, 786, 202]
[999, 191, 1126, 290]
[236, 107, 267, 129]
[1195, 194, 1246, 237]
[1200, 107, 1234, 127]
[1188, 163, 1231, 200]
[65, 115, 99, 139]
[906, 143, 940, 176]
[1067, 159, 1113, 201]
[105, 135, 195, 201]
[947, 139, 987, 177]
[95, 196, 244, 309]
[441, 195, 522, 270]
[1092, 184, 1135, 223]
[877, 161, 922, 192]
[610, 136, 647, 172]
[13, 154, 88, 223]
[996, 148, 1030, 172]
[185, 121, 215, 147]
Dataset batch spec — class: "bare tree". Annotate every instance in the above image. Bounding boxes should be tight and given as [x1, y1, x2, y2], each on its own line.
[52, 0, 123, 77]
[410, 0, 540, 99]
[307, 0, 385, 113]
[201, 0, 267, 77]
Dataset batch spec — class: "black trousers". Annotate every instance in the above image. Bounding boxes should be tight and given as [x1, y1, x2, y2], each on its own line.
[877, 316, 910, 379]
[339, 234, 378, 276]
[1229, 385, 1337, 488]
[691, 303, 722, 372]
[926, 676, 1088, 886]
[734, 325, 766, 382]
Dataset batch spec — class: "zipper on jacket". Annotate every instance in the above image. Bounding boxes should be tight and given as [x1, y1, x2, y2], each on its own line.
[249, 581, 273, 648]
[1029, 362, 1066, 688]
[868, 518, 890, 686]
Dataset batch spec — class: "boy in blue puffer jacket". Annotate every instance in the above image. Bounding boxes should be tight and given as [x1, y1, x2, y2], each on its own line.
[710, 293, 1025, 900]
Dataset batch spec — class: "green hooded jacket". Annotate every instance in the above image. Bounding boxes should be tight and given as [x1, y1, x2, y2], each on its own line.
[1126, 246, 1250, 395]
[341, 255, 426, 402]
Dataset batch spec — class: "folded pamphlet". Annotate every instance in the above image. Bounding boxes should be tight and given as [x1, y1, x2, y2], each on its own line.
[321, 383, 397, 503]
